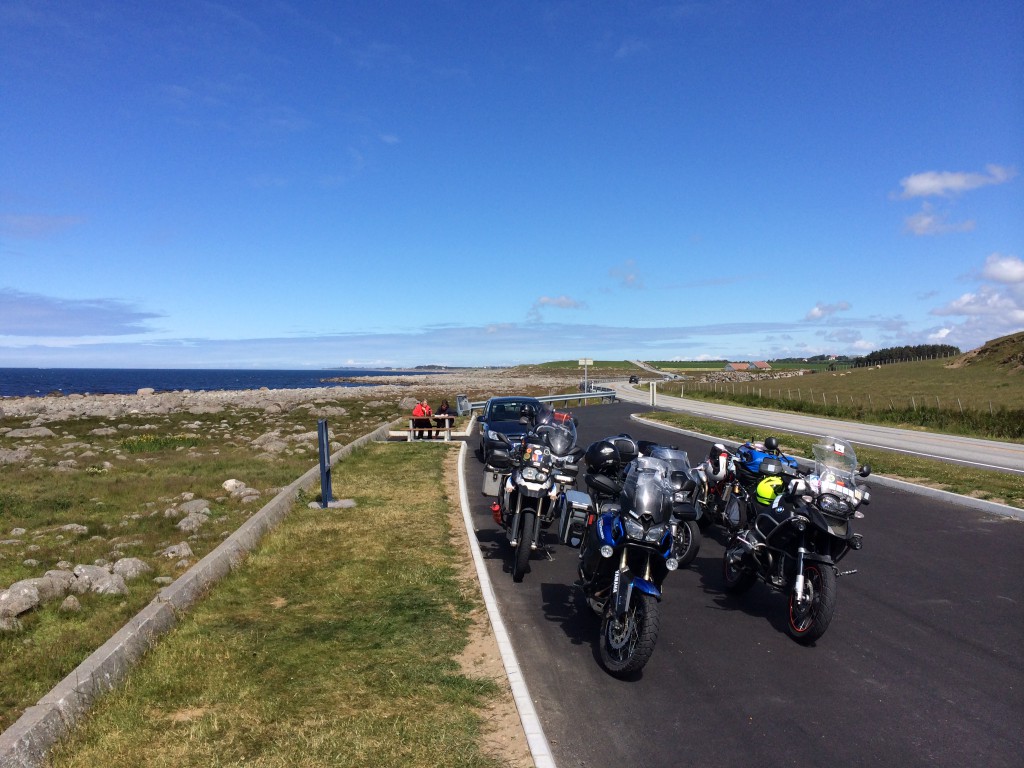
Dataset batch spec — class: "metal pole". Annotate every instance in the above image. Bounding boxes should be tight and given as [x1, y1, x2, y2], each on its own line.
[317, 419, 332, 508]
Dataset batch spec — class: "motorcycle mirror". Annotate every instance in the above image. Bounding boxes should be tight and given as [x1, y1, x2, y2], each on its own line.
[497, 433, 512, 446]
[859, 464, 872, 478]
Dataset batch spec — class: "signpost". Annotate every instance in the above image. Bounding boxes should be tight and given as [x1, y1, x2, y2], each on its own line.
[578, 358, 593, 392]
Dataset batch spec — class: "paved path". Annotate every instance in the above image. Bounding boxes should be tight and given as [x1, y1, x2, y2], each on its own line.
[610, 381, 1024, 474]
[466, 402, 1024, 768]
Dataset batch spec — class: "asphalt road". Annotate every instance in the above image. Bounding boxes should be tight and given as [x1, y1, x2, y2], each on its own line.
[464, 401, 1024, 768]
[610, 382, 1024, 475]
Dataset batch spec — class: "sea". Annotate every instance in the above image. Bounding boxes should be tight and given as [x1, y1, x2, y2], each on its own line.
[0, 368, 433, 399]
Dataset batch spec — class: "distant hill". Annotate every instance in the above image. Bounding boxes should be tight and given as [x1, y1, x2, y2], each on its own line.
[947, 331, 1024, 373]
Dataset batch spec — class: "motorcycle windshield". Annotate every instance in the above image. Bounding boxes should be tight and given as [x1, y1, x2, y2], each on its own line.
[622, 458, 674, 524]
[535, 420, 577, 456]
[812, 437, 858, 479]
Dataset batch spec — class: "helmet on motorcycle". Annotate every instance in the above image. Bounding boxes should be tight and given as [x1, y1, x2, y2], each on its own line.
[764, 436, 779, 453]
[755, 475, 784, 505]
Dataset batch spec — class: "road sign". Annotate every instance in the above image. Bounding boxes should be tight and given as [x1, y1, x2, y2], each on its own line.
[578, 358, 593, 366]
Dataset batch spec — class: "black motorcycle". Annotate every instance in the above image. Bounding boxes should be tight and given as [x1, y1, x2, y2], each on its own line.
[722, 436, 871, 643]
[577, 453, 696, 676]
[484, 408, 583, 582]
[695, 436, 799, 533]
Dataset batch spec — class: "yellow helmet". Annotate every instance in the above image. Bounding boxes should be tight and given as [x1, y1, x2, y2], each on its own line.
[755, 475, 784, 505]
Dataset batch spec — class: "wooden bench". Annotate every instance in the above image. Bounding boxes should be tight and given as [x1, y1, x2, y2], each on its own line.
[402, 416, 454, 442]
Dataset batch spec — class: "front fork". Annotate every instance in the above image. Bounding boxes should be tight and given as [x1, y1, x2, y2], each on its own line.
[793, 546, 808, 606]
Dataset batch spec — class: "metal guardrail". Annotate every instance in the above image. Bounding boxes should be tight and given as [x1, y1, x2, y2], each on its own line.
[457, 387, 616, 415]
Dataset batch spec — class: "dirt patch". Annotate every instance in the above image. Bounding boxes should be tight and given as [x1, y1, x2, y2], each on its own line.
[443, 447, 535, 768]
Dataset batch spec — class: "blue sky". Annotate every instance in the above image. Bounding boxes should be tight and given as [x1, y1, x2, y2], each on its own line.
[1, 1, 1022, 369]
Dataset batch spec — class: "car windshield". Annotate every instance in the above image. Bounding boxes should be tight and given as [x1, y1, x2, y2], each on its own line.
[490, 401, 531, 421]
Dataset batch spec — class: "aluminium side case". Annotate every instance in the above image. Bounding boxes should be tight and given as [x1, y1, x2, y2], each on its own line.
[557, 489, 594, 547]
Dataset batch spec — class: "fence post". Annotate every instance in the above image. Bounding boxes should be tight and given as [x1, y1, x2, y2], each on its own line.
[317, 419, 332, 508]
[650, 381, 657, 407]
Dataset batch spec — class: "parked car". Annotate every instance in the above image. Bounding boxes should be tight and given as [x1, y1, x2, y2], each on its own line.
[477, 396, 543, 462]
[628, 375, 640, 384]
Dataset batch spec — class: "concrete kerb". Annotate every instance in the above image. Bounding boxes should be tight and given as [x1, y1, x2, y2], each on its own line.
[630, 414, 1024, 522]
[455, 441, 556, 768]
[0, 421, 394, 768]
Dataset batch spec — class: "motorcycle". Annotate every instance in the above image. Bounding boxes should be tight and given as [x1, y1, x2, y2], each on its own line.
[483, 407, 583, 582]
[722, 436, 871, 643]
[585, 435, 703, 566]
[577, 452, 693, 677]
[695, 436, 798, 533]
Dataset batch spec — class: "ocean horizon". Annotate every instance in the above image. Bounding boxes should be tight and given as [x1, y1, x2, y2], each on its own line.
[0, 368, 436, 399]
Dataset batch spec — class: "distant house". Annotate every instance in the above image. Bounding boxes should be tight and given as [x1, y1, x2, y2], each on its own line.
[752, 361, 772, 371]
[724, 362, 750, 372]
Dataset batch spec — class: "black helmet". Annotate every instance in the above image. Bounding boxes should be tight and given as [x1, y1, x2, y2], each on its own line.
[765, 436, 779, 452]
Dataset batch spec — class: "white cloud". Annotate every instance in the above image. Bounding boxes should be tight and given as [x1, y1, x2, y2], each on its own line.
[805, 301, 851, 320]
[898, 164, 1016, 199]
[897, 164, 1015, 199]
[904, 203, 975, 235]
[0, 289, 162, 336]
[527, 295, 587, 322]
[981, 253, 1024, 283]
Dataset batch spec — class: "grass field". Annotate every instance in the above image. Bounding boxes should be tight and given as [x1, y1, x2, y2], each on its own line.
[44, 443, 512, 768]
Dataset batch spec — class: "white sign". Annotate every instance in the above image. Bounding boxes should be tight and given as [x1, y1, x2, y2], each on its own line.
[578, 358, 593, 366]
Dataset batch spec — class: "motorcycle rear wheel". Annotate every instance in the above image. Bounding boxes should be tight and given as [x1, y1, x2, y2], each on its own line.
[787, 562, 837, 644]
[512, 511, 535, 583]
[599, 592, 660, 678]
[673, 519, 702, 567]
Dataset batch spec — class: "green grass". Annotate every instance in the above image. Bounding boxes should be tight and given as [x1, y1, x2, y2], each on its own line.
[0, 397, 404, 732]
[638, 410, 1024, 510]
[644, 357, 1024, 441]
[44, 443, 506, 768]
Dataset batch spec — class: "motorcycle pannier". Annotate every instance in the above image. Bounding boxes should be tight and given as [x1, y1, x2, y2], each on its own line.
[481, 469, 504, 497]
[558, 489, 594, 548]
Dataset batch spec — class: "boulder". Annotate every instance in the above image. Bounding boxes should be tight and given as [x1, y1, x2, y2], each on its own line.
[7, 427, 56, 438]
[112, 557, 153, 580]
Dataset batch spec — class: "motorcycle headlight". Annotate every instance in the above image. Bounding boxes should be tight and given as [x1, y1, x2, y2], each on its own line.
[522, 466, 548, 482]
[818, 494, 851, 516]
[623, 518, 645, 540]
[645, 522, 668, 543]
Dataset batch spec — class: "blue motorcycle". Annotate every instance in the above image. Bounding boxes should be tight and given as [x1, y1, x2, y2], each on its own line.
[577, 449, 696, 677]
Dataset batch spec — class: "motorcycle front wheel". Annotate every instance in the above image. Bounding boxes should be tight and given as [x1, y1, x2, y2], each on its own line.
[599, 592, 660, 678]
[722, 544, 756, 593]
[787, 562, 837, 644]
[512, 510, 535, 583]
[673, 519, 702, 567]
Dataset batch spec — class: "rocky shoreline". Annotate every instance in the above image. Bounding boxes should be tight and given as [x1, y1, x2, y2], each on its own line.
[0, 368, 586, 423]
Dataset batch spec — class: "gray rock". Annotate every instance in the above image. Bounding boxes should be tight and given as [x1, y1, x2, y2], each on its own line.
[111, 557, 152, 580]
[7, 427, 56, 438]
[160, 542, 194, 559]
[9, 528, 26, 537]
[0, 582, 40, 619]
[72, 564, 112, 592]
[59, 595, 81, 612]
[179, 499, 211, 515]
[91, 573, 128, 595]
[0, 447, 32, 464]
[176, 512, 209, 534]
[61, 523, 89, 535]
